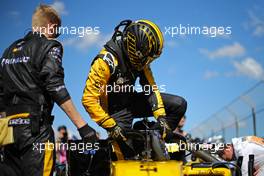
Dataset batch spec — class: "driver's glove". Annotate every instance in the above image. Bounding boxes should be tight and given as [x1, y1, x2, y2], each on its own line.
[157, 116, 172, 140]
[107, 125, 127, 141]
[78, 124, 98, 143]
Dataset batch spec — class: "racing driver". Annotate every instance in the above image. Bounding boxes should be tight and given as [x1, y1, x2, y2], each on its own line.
[82, 20, 187, 144]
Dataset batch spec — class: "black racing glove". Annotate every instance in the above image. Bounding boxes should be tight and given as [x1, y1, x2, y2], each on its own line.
[78, 124, 97, 142]
[107, 125, 127, 141]
[157, 116, 172, 140]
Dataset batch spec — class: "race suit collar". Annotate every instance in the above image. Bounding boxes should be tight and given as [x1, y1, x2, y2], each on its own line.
[24, 31, 47, 40]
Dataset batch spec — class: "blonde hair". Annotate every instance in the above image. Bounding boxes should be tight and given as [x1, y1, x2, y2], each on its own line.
[32, 4, 61, 28]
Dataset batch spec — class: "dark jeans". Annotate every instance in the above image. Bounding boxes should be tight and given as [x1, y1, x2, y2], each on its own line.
[0, 123, 55, 176]
[108, 93, 187, 130]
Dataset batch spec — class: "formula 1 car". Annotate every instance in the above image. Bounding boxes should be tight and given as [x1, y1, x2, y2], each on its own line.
[66, 119, 242, 176]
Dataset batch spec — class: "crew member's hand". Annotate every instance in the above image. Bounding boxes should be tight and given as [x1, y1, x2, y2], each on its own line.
[157, 116, 172, 139]
[108, 125, 127, 141]
[78, 124, 97, 142]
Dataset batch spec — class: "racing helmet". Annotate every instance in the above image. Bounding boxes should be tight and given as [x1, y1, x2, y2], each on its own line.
[117, 20, 164, 71]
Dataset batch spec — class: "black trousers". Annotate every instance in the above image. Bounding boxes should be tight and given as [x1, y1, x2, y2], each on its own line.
[0, 123, 55, 176]
[108, 93, 187, 130]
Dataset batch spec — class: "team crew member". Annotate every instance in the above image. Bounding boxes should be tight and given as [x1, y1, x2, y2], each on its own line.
[218, 136, 264, 176]
[0, 73, 4, 118]
[82, 19, 187, 143]
[0, 4, 96, 176]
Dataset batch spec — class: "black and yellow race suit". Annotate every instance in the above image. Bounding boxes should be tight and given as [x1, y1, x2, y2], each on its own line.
[82, 39, 187, 130]
[0, 32, 70, 176]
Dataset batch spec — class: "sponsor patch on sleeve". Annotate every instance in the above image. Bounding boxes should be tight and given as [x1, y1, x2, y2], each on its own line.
[102, 53, 115, 74]
[49, 47, 62, 63]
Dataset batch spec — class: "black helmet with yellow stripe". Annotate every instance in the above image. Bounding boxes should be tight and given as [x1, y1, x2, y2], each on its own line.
[113, 19, 164, 71]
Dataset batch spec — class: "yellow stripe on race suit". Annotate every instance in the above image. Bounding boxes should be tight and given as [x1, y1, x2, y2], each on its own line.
[7, 113, 30, 119]
[43, 142, 54, 176]
[0, 113, 30, 146]
[82, 51, 117, 129]
[143, 66, 166, 118]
